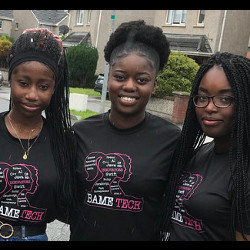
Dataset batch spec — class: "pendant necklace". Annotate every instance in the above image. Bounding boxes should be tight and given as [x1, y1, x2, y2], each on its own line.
[8, 114, 42, 160]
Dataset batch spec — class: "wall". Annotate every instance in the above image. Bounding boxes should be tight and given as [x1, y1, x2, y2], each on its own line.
[220, 10, 250, 56]
[0, 19, 13, 36]
[146, 96, 174, 121]
[154, 10, 222, 53]
[11, 10, 37, 39]
[95, 10, 156, 74]
[146, 92, 190, 124]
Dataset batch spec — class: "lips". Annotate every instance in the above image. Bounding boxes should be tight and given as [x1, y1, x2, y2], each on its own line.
[202, 117, 222, 126]
[22, 103, 40, 112]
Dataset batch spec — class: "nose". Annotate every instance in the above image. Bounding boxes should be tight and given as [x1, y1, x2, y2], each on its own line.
[25, 85, 38, 101]
[204, 98, 217, 112]
[122, 78, 137, 92]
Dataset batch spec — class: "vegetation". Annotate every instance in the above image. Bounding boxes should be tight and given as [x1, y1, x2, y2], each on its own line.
[66, 44, 98, 89]
[69, 87, 100, 96]
[68, 52, 200, 119]
[70, 109, 98, 120]
[0, 35, 13, 68]
[153, 52, 199, 98]
[69, 87, 99, 120]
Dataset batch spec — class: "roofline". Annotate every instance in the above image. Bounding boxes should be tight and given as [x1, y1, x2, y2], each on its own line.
[172, 50, 213, 57]
[31, 10, 69, 26]
[31, 10, 39, 25]
[0, 16, 14, 21]
[57, 13, 69, 26]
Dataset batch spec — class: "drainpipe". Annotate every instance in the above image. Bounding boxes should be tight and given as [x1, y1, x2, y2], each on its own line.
[95, 10, 102, 48]
[67, 11, 71, 35]
[218, 10, 227, 51]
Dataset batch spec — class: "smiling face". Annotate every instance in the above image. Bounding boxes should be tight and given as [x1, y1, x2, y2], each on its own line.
[108, 53, 157, 129]
[195, 65, 235, 139]
[10, 61, 56, 119]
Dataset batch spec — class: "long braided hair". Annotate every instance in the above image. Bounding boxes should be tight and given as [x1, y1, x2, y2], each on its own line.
[161, 52, 250, 240]
[8, 29, 77, 220]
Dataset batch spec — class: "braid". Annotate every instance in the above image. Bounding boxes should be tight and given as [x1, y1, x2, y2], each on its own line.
[219, 54, 250, 239]
[160, 62, 211, 234]
[160, 52, 250, 240]
[8, 29, 77, 220]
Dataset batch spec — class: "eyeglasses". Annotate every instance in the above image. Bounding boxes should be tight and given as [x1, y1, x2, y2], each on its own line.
[192, 95, 234, 108]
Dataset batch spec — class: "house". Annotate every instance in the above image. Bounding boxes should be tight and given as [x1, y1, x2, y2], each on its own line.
[11, 10, 69, 40]
[63, 10, 250, 73]
[154, 10, 250, 64]
[0, 10, 13, 37]
[1, 10, 250, 74]
[64, 10, 157, 73]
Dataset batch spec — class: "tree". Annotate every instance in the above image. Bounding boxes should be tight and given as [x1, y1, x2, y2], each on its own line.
[66, 44, 98, 88]
[0, 35, 12, 68]
[153, 51, 199, 98]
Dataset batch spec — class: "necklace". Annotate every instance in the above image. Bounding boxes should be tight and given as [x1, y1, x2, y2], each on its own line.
[8, 114, 42, 160]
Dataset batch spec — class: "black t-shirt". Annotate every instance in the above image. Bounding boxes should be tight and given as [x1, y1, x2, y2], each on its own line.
[0, 111, 58, 227]
[70, 111, 181, 241]
[169, 141, 250, 241]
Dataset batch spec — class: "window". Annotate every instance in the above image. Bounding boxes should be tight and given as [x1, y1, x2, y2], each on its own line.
[166, 10, 187, 25]
[0, 20, 2, 29]
[197, 10, 205, 25]
[87, 10, 92, 25]
[76, 10, 84, 25]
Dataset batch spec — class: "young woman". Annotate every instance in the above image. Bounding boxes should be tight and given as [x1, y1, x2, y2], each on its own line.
[0, 28, 76, 241]
[70, 20, 181, 241]
[161, 52, 250, 241]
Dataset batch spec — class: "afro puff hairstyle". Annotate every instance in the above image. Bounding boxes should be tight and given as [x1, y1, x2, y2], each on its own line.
[104, 20, 170, 71]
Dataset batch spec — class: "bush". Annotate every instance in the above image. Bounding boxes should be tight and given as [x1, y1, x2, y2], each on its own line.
[66, 44, 98, 88]
[0, 36, 12, 68]
[153, 51, 199, 98]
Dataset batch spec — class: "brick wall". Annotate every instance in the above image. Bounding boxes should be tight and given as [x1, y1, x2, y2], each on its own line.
[171, 91, 190, 124]
[146, 92, 190, 124]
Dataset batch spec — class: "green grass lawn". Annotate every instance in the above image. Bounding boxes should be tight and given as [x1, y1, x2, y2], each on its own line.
[69, 87, 101, 96]
[71, 109, 98, 120]
[69, 87, 99, 120]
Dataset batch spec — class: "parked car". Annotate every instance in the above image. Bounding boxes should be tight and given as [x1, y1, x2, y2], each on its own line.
[94, 73, 109, 98]
[0, 71, 3, 87]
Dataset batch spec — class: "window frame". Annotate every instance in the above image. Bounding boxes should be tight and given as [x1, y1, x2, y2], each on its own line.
[76, 10, 84, 25]
[166, 10, 187, 25]
[197, 10, 205, 26]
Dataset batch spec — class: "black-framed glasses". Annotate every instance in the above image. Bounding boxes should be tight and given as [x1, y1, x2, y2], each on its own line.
[192, 95, 234, 108]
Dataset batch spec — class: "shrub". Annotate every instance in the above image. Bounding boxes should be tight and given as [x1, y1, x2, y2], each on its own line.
[0, 36, 12, 68]
[66, 44, 98, 88]
[153, 51, 199, 98]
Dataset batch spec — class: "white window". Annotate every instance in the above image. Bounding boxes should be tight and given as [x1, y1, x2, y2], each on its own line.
[0, 20, 2, 29]
[166, 10, 187, 25]
[87, 10, 92, 25]
[197, 10, 205, 25]
[77, 10, 84, 25]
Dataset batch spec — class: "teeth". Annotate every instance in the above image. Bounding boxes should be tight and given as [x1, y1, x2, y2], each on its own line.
[121, 97, 135, 101]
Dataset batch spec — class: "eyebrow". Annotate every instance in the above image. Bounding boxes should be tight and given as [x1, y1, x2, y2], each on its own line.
[16, 73, 55, 82]
[198, 87, 234, 94]
[112, 69, 153, 76]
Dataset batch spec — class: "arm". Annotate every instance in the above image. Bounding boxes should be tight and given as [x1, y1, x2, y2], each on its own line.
[236, 231, 250, 241]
